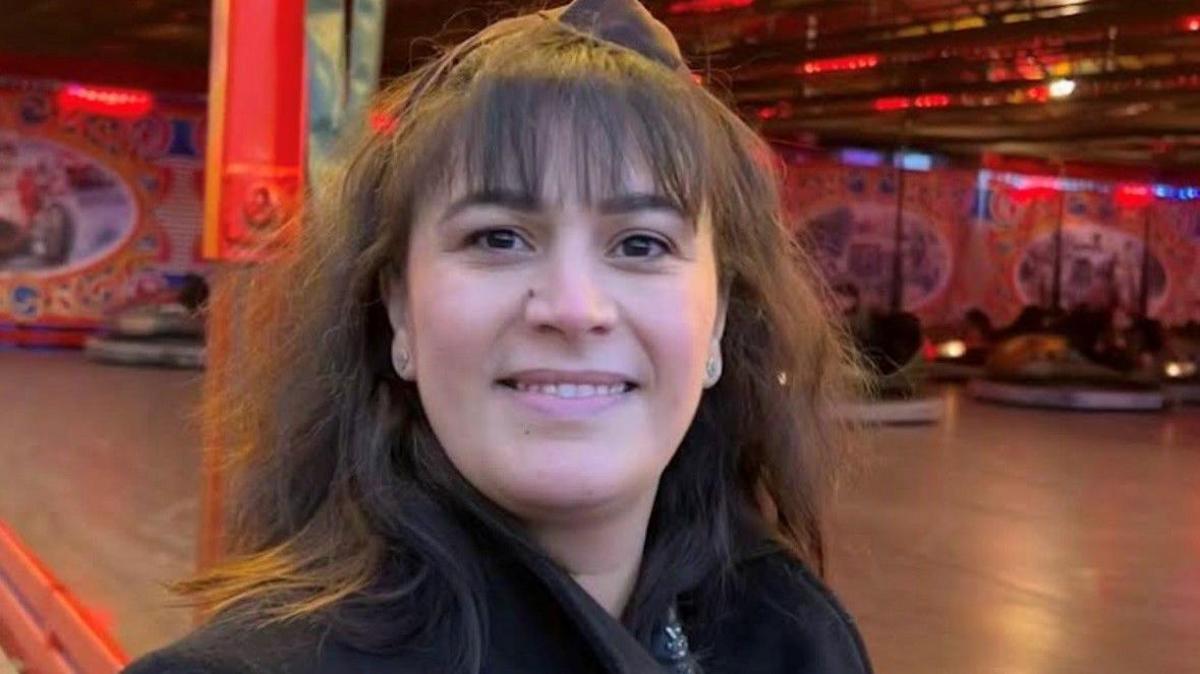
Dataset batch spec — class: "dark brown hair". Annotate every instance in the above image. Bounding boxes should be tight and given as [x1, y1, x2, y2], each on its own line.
[183, 11, 862, 673]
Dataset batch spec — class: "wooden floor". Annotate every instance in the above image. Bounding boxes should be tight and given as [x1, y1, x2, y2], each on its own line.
[1, 350, 1197, 671]
[0, 350, 202, 656]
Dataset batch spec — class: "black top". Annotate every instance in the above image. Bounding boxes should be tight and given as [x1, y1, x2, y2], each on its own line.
[124, 501, 872, 674]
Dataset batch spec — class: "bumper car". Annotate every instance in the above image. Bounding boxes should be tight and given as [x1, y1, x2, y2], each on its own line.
[925, 309, 994, 381]
[83, 274, 207, 369]
[967, 333, 1165, 411]
[837, 310, 945, 425]
[1161, 325, 1200, 404]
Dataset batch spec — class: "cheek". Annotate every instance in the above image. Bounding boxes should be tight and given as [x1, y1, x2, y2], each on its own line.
[629, 274, 719, 396]
[408, 261, 508, 386]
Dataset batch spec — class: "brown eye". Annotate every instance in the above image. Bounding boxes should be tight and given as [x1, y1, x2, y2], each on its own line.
[615, 234, 670, 259]
[468, 228, 530, 251]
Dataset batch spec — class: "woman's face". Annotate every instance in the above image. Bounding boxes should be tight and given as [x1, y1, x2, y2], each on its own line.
[385, 152, 726, 523]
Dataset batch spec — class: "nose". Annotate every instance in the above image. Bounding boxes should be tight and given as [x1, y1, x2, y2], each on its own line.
[524, 253, 618, 338]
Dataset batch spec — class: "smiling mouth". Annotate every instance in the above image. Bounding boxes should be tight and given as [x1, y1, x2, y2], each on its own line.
[497, 379, 638, 398]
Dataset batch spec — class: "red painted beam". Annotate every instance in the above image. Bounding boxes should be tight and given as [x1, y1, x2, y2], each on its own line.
[0, 521, 128, 674]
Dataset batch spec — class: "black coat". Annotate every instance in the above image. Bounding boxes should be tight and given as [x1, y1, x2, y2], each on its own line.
[124, 502, 872, 674]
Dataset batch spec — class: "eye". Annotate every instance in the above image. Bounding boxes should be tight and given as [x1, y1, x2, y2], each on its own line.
[467, 228, 532, 252]
[614, 233, 671, 259]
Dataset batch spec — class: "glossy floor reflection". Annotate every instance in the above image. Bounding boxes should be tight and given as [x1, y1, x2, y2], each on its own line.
[0, 350, 201, 656]
[828, 386, 1200, 674]
[1, 350, 1197, 671]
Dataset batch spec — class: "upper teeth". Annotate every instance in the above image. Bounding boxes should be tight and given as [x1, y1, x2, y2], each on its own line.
[514, 382, 628, 397]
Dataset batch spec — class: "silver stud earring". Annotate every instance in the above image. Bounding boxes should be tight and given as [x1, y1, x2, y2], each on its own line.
[704, 355, 722, 387]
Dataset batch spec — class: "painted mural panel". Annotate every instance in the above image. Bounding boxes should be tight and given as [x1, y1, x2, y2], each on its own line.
[785, 160, 1200, 327]
[1155, 199, 1200, 325]
[786, 160, 976, 325]
[977, 175, 1199, 326]
[0, 134, 137, 272]
[0, 81, 206, 331]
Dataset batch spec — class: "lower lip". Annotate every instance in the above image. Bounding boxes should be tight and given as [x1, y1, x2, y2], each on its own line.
[500, 385, 632, 418]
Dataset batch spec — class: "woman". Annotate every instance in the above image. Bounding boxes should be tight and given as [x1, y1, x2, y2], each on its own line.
[126, 0, 871, 672]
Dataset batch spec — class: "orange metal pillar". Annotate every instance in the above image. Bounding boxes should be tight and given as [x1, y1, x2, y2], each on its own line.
[199, 0, 306, 572]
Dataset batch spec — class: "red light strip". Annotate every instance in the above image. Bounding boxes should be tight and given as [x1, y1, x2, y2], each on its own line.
[873, 96, 911, 111]
[799, 53, 880, 75]
[667, 0, 753, 14]
[56, 84, 154, 119]
[1114, 183, 1154, 208]
[1025, 85, 1050, 103]
[914, 94, 950, 108]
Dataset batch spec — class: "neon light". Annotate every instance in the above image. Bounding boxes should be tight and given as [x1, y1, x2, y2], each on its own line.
[874, 96, 911, 111]
[840, 148, 885, 166]
[897, 152, 933, 171]
[913, 94, 951, 108]
[1048, 79, 1076, 98]
[667, 0, 753, 14]
[874, 94, 950, 111]
[1186, 16, 1200, 31]
[799, 54, 880, 75]
[1114, 183, 1153, 208]
[56, 84, 154, 119]
[990, 172, 1200, 203]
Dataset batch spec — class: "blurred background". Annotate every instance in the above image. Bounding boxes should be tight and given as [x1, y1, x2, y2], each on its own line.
[0, 1, 1198, 674]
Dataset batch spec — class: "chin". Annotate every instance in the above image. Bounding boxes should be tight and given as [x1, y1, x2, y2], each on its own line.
[492, 460, 658, 520]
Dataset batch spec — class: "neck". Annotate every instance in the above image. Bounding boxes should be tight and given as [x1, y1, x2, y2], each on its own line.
[526, 488, 657, 618]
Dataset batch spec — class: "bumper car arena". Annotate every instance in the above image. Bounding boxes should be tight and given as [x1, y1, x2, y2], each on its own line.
[1, 2, 1198, 674]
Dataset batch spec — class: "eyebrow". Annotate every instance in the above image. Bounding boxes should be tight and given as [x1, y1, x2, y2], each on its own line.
[596, 193, 684, 217]
[440, 189, 686, 221]
[441, 189, 540, 221]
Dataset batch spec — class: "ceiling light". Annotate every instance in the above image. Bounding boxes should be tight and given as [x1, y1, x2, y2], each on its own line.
[914, 94, 951, 108]
[56, 84, 154, 119]
[667, 0, 752, 14]
[873, 96, 911, 111]
[799, 54, 880, 75]
[1048, 79, 1077, 98]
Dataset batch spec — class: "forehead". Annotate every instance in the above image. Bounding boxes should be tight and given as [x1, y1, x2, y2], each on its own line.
[407, 74, 713, 216]
[430, 142, 662, 212]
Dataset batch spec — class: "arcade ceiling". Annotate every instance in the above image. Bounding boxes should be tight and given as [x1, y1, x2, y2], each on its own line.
[3, 0, 1199, 170]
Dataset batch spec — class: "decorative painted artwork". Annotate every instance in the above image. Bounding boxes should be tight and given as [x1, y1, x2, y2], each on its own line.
[783, 158, 1200, 327]
[785, 160, 976, 325]
[0, 80, 206, 338]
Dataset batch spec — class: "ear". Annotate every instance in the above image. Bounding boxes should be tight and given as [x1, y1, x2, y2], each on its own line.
[379, 270, 415, 380]
[703, 280, 730, 389]
[711, 279, 730, 346]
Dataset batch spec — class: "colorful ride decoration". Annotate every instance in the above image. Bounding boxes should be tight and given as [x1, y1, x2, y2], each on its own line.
[785, 157, 1200, 328]
[978, 175, 1199, 325]
[785, 158, 980, 326]
[0, 81, 206, 346]
[202, 0, 306, 261]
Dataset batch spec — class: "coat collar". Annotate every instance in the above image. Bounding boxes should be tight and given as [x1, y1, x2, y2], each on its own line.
[454, 496, 668, 674]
